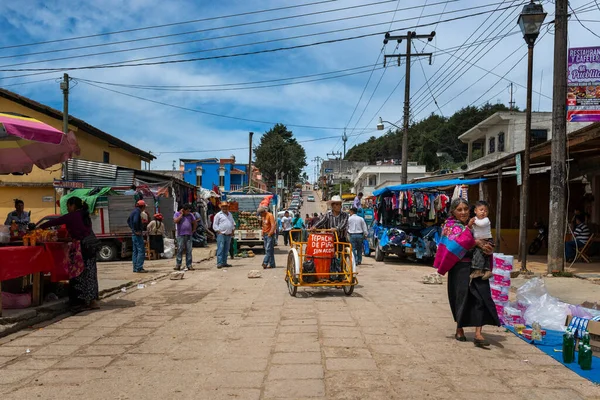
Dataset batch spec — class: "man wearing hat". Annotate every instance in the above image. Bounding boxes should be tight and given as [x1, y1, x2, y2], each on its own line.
[312, 195, 349, 242]
[127, 200, 148, 273]
[258, 206, 277, 269]
[212, 201, 236, 268]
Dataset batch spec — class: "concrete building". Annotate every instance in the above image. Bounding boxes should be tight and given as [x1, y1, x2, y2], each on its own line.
[181, 158, 249, 192]
[352, 162, 428, 196]
[0, 88, 154, 222]
[459, 111, 589, 172]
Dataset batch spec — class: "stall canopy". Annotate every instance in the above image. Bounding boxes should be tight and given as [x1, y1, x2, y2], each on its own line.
[372, 178, 486, 197]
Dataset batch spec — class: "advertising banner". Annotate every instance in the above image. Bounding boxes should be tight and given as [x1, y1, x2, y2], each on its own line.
[567, 46, 600, 122]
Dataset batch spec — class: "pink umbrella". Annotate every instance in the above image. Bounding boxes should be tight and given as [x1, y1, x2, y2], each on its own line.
[0, 112, 80, 174]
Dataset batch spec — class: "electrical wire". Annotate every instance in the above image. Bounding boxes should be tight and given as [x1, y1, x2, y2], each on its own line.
[74, 66, 386, 92]
[568, 2, 600, 39]
[0, 77, 59, 88]
[0, 0, 339, 50]
[0, 3, 526, 73]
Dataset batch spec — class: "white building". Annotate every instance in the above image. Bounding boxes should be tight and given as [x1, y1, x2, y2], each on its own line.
[459, 111, 589, 171]
[352, 162, 428, 196]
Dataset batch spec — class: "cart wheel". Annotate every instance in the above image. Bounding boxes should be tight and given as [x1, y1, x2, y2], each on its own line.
[287, 251, 298, 297]
[343, 283, 354, 296]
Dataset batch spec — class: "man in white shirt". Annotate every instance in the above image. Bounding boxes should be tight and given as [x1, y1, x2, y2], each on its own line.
[348, 207, 368, 265]
[212, 202, 236, 268]
[281, 211, 293, 247]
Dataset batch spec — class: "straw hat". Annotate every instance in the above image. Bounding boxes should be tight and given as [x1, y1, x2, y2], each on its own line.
[327, 195, 343, 204]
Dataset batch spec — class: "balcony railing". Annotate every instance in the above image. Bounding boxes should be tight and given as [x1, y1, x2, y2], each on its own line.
[229, 184, 243, 192]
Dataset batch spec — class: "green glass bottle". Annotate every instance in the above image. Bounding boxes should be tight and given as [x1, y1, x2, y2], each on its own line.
[582, 331, 590, 347]
[580, 345, 593, 371]
[562, 329, 575, 364]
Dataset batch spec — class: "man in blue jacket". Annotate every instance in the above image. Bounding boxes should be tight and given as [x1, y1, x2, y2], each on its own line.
[128, 200, 148, 273]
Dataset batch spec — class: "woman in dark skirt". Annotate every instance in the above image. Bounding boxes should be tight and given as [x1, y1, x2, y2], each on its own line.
[147, 213, 165, 255]
[435, 198, 499, 347]
[39, 197, 99, 311]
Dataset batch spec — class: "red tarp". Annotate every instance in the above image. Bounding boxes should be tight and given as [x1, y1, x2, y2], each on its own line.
[0, 243, 69, 282]
[305, 232, 335, 279]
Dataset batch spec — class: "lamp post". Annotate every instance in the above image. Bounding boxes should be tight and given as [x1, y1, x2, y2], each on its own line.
[377, 117, 408, 183]
[517, 0, 546, 272]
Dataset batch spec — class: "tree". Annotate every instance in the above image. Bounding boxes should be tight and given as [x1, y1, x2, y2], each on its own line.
[345, 103, 512, 170]
[254, 124, 307, 190]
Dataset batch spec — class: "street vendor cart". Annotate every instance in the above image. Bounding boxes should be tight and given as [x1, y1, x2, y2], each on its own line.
[285, 229, 357, 297]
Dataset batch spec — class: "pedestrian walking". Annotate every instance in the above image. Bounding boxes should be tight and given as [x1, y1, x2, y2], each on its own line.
[258, 206, 276, 269]
[434, 198, 499, 347]
[291, 212, 305, 243]
[212, 202, 235, 268]
[281, 210, 292, 246]
[353, 192, 364, 211]
[174, 204, 197, 271]
[127, 200, 147, 273]
[39, 197, 100, 311]
[147, 213, 165, 256]
[348, 207, 368, 265]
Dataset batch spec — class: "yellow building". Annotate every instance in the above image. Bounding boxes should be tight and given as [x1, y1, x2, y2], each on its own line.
[0, 88, 154, 223]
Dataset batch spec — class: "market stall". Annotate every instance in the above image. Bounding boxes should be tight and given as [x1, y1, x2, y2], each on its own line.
[0, 112, 79, 316]
[370, 178, 485, 263]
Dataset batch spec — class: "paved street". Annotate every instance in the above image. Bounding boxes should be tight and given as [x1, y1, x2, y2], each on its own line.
[1, 237, 600, 399]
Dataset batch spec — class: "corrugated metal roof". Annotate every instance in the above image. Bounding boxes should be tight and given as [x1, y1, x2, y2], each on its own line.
[67, 159, 134, 188]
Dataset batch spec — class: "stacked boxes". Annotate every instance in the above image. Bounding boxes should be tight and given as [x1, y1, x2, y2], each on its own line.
[490, 253, 515, 325]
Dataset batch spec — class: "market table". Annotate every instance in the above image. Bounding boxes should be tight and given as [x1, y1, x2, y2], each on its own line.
[0, 242, 69, 316]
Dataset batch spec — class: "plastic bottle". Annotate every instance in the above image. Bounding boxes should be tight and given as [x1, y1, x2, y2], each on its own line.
[579, 345, 593, 371]
[562, 329, 575, 364]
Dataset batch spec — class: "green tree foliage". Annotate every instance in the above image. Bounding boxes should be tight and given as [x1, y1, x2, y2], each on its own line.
[345, 103, 511, 170]
[254, 124, 307, 189]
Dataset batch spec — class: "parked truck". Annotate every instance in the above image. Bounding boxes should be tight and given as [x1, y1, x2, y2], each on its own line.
[227, 192, 275, 250]
[91, 195, 176, 261]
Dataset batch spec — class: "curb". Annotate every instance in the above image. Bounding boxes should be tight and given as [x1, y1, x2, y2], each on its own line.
[0, 253, 216, 339]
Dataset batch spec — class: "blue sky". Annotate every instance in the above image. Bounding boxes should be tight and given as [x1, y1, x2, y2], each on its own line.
[1, 0, 599, 177]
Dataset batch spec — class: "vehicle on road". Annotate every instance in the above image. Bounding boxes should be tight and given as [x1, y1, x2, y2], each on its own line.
[228, 191, 275, 250]
[307, 195, 315, 202]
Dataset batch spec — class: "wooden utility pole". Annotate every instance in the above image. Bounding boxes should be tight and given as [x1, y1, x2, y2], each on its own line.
[248, 132, 254, 187]
[60, 73, 70, 182]
[383, 31, 435, 184]
[509, 83, 515, 111]
[548, 0, 568, 273]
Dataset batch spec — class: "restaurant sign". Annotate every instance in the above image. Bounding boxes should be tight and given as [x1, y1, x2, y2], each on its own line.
[567, 46, 600, 122]
[53, 180, 85, 189]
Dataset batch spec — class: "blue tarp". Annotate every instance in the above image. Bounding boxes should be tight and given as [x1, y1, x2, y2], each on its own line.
[372, 178, 486, 197]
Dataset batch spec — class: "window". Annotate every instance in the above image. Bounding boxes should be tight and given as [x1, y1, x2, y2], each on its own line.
[103, 151, 110, 163]
[219, 176, 225, 187]
[531, 129, 548, 147]
[488, 137, 496, 154]
[196, 176, 202, 187]
[498, 132, 505, 152]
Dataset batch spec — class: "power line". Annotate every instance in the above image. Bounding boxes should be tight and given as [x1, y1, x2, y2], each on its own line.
[78, 80, 352, 131]
[0, 0, 339, 50]
[0, 3, 525, 73]
[74, 65, 385, 92]
[569, 2, 600, 39]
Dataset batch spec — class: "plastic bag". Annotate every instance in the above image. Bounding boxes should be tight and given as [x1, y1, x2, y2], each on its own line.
[162, 238, 175, 259]
[516, 277, 548, 308]
[523, 293, 570, 331]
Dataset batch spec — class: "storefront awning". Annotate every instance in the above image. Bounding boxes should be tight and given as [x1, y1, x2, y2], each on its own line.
[372, 178, 486, 196]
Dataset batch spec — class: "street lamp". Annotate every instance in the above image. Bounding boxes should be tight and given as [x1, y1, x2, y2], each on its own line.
[376, 117, 408, 183]
[517, 0, 546, 273]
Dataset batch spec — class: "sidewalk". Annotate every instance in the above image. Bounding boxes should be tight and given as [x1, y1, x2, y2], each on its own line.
[0, 245, 216, 337]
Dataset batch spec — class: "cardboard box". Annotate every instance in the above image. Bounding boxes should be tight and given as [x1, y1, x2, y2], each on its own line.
[565, 315, 600, 352]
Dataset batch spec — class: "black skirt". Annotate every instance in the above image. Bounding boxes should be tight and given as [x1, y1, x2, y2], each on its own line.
[149, 235, 164, 254]
[447, 261, 500, 328]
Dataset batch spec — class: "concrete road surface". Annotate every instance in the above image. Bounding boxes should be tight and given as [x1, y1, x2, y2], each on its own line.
[0, 198, 599, 398]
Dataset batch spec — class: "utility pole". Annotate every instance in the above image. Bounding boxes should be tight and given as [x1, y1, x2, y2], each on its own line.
[247, 132, 254, 188]
[60, 73, 70, 181]
[548, 0, 568, 273]
[342, 129, 348, 159]
[312, 156, 323, 187]
[509, 83, 515, 111]
[383, 31, 435, 184]
[327, 151, 342, 196]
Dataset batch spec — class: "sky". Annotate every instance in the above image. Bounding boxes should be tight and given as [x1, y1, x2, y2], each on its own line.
[1, 0, 599, 180]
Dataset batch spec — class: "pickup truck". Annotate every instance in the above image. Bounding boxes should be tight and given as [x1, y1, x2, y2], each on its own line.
[228, 193, 274, 249]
